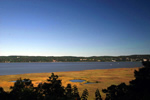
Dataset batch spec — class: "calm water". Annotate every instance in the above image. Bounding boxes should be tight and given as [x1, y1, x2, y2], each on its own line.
[70, 80, 85, 82]
[0, 62, 142, 75]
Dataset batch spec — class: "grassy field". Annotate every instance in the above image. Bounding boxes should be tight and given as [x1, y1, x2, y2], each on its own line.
[0, 67, 140, 100]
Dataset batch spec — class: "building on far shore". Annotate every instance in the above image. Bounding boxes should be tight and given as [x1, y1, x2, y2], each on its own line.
[143, 59, 150, 61]
[53, 60, 56, 62]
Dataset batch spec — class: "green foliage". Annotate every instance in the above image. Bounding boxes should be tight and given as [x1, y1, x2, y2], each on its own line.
[38, 73, 65, 100]
[72, 85, 80, 100]
[10, 78, 39, 100]
[36, 73, 81, 100]
[102, 83, 128, 100]
[95, 89, 102, 100]
[0, 87, 8, 100]
[65, 84, 80, 100]
[128, 61, 150, 100]
[65, 84, 72, 99]
[0, 55, 149, 62]
[81, 89, 89, 100]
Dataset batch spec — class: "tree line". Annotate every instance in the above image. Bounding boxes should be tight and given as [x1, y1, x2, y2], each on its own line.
[0, 61, 150, 100]
[0, 55, 150, 62]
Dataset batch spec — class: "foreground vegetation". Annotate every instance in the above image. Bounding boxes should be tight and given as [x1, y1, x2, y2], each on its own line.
[0, 67, 138, 99]
[102, 61, 150, 100]
[0, 73, 84, 100]
[0, 55, 150, 62]
[0, 61, 150, 100]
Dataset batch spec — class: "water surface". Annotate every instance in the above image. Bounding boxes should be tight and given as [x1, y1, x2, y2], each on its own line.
[0, 62, 142, 75]
[70, 80, 85, 82]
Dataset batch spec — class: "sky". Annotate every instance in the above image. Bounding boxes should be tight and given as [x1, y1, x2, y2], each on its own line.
[0, 0, 150, 56]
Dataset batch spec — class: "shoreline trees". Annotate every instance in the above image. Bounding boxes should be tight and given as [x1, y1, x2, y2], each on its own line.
[0, 55, 149, 62]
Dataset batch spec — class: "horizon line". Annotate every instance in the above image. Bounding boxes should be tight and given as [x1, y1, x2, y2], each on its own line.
[1, 54, 150, 57]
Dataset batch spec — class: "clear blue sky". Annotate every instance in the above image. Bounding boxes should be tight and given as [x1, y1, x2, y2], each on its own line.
[0, 0, 150, 56]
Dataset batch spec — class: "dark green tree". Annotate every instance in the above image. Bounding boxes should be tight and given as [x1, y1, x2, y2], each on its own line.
[81, 89, 88, 100]
[127, 61, 150, 100]
[72, 85, 80, 100]
[95, 89, 102, 100]
[0, 87, 8, 100]
[40, 73, 65, 100]
[102, 83, 128, 100]
[65, 84, 73, 100]
[10, 78, 38, 100]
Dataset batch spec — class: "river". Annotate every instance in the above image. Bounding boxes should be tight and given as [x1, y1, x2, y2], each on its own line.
[0, 62, 142, 75]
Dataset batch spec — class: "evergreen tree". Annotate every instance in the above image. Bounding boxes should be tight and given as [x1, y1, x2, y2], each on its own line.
[95, 89, 102, 100]
[40, 73, 65, 100]
[72, 85, 80, 100]
[81, 89, 88, 100]
[10, 78, 38, 100]
[65, 84, 73, 100]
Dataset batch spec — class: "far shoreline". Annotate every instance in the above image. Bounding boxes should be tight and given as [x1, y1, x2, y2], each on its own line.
[0, 61, 141, 63]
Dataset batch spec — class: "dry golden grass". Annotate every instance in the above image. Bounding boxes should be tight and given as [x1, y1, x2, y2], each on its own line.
[0, 67, 140, 100]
